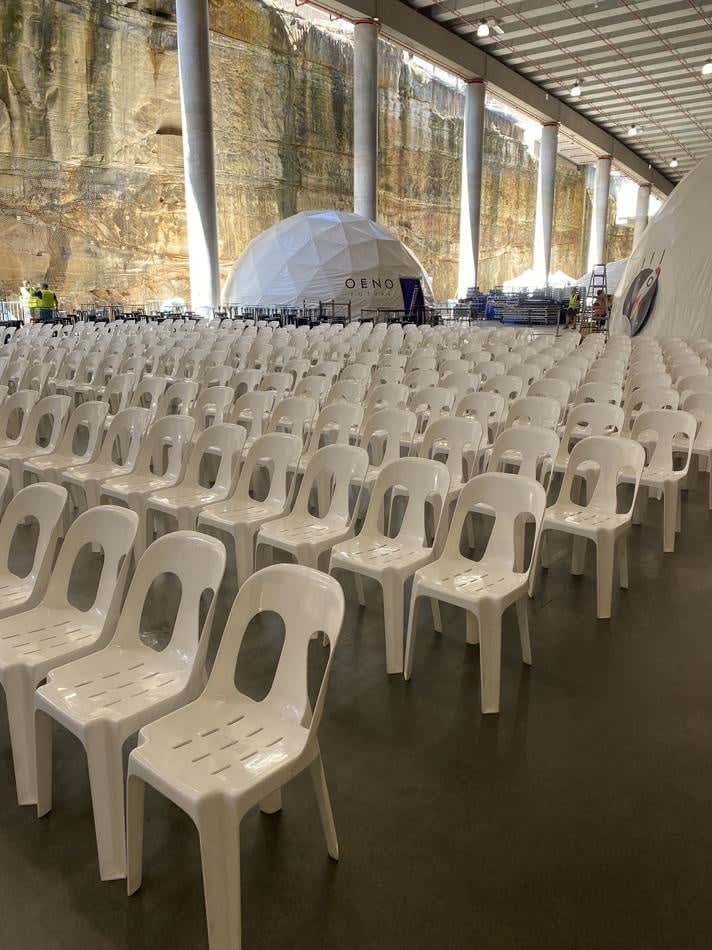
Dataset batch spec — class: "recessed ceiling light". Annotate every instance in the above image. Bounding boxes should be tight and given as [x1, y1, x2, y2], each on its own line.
[477, 19, 490, 38]
[627, 124, 638, 136]
[670, 157, 678, 168]
[702, 57, 712, 77]
[570, 78, 582, 98]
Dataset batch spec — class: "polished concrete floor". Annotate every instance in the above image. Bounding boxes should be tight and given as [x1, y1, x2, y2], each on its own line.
[2, 475, 712, 950]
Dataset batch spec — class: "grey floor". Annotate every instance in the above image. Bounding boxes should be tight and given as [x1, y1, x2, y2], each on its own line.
[2, 475, 712, 950]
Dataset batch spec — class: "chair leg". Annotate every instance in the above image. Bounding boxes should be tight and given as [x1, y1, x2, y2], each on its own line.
[35, 708, 53, 817]
[571, 535, 587, 575]
[466, 611, 479, 645]
[309, 751, 339, 860]
[197, 802, 243, 950]
[234, 530, 255, 589]
[618, 533, 629, 590]
[595, 532, 615, 619]
[430, 597, 442, 633]
[126, 772, 145, 896]
[85, 726, 128, 880]
[477, 603, 503, 714]
[4, 669, 41, 805]
[381, 577, 405, 674]
[663, 483, 677, 553]
[259, 789, 282, 814]
[515, 596, 531, 665]
[354, 573, 366, 607]
[403, 590, 420, 680]
[632, 485, 648, 525]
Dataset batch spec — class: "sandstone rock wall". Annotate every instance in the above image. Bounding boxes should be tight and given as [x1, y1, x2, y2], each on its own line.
[0, 0, 630, 306]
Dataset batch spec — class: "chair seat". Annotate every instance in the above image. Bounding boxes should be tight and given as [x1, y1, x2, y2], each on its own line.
[0, 571, 36, 613]
[130, 695, 308, 805]
[102, 472, 176, 497]
[148, 485, 227, 513]
[544, 503, 629, 536]
[415, 555, 524, 607]
[36, 645, 191, 730]
[200, 497, 284, 529]
[64, 462, 131, 485]
[26, 452, 80, 474]
[259, 514, 348, 551]
[0, 443, 53, 464]
[0, 606, 99, 672]
[331, 536, 431, 577]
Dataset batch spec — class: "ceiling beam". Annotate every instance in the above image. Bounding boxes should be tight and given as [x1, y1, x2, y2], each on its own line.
[323, 0, 675, 195]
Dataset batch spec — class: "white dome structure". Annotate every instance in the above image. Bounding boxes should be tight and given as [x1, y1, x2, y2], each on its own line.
[222, 210, 434, 312]
[609, 154, 712, 337]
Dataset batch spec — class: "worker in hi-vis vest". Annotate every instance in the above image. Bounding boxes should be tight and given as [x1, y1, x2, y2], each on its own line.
[37, 283, 58, 322]
[26, 283, 42, 320]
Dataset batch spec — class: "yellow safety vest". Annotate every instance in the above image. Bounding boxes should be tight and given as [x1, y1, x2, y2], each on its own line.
[40, 289, 56, 309]
[27, 290, 41, 308]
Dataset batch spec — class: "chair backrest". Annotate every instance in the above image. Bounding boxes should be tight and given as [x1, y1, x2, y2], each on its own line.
[444, 472, 546, 574]
[233, 432, 303, 507]
[360, 407, 417, 465]
[506, 395, 560, 430]
[110, 530, 226, 683]
[440, 371, 481, 399]
[207, 564, 345, 735]
[42, 505, 139, 636]
[230, 369, 263, 398]
[364, 382, 409, 415]
[102, 372, 135, 415]
[292, 443, 369, 522]
[474, 360, 504, 383]
[547, 364, 581, 389]
[632, 409, 697, 473]
[576, 382, 622, 406]
[682, 391, 712, 444]
[455, 391, 506, 441]
[267, 395, 317, 442]
[325, 380, 364, 405]
[622, 386, 679, 434]
[55, 400, 110, 462]
[17, 394, 71, 452]
[156, 380, 200, 416]
[132, 375, 169, 413]
[677, 375, 712, 400]
[404, 369, 439, 391]
[488, 425, 560, 484]
[230, 390, 275, 440]
[191, 385, 235, 434]
[284, 358, 311, 383]
[305, 402, 364, 453]
[181, 423, 246, 495]
[363, 457, 451, 545]
[0, 483, 67, 600]
[340, 362, 371, 382]
[294, 375, 329, 404]
[0, 389, 39, 442]
[511, 362, 542, 390]
[418, 416, 482, 485]
[408, 386, 456, 430]
[96, 407, 153, 467]
[559, 402, 625, 453]
[558, 435, 645, 515]
[132, 414, 196, 480]
[204, 365, 233, 388]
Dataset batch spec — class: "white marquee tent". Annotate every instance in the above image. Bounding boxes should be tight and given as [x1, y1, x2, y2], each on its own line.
[610, 153, 712, 337]
[577, 258, 629, 295]
[502, 268, 576, 291]
[222, 210, 434, 312]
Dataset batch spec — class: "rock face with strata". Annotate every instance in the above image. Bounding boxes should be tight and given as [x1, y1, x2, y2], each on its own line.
[0, 0, 631, 306]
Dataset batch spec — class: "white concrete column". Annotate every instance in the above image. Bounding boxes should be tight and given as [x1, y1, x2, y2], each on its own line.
[353, 19, 379, 221]
[588, 154, 612, 270]
[457, 79, 486, 296]
[533, 121, 559, 285]
[633, 182, 651, 248]
[176, 0, 220, 312]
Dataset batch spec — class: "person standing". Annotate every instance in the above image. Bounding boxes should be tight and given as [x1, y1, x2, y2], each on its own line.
[566, 288, 580, 328]
[37, 283, 58, 322]
[19, 280, 35, 323]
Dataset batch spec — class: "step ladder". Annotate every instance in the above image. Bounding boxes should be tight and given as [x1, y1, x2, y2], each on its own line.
[581, 263, 608, 337]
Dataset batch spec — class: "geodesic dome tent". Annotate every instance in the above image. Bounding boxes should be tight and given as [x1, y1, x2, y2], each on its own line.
[222, 210, 434, 312]
[610, 153, 712, 338]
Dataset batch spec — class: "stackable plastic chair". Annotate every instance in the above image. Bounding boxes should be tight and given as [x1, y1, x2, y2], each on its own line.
[330, 457, 450, 674]
[267, 395, 317, 445]
[126, 564, 345, 950]
[360, 407, 417, 487]
[418, 416, 482, 509]
[145, 424, 246, 545]
[474, 361, 504, 384]
[230, 369, 262, 398]
[364, 382, 409, 415]
[61, 407, 153, 512]
[198, 432, 302, 588]
[682, 392, 712, 507]
[404, 473, 546, 713]
[484, 373, 524, 405]
[630, 409, 697, 552]
[0, 483, 66, 619]
[230, 391, 275, 455]
[455, 390, 507, 455]
[0, 395, 72, 495]
[0, 505, 138, 805]
[622, 385, 679, 436]
[100, 415, 196, 556]
[576, 382, 622, 407]
[488, 425, 559, 490]
[257, 444, 368, 572]
[440, 371, 480, 400]
[156, 380, 200, 417]
[296, 402, 364, 473]
[294, 374, 329, 406]
[535, 436, 645, 619]
[131, 375, 169, 417]
[510, 362, 542, 392]
[34, 530, 226, 881]
[554, 402, 625, 475]
[506, 395, 561, 430]
[0, 389, 40, 452]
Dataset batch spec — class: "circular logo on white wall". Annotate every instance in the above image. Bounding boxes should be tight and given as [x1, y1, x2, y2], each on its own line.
[621, 250, 665, 336]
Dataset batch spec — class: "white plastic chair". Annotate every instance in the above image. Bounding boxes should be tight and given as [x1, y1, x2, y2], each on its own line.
[156, 380, 200, 417]
[455, 390, 506, 453]
[131, 375, 169, 417]
[34, 529, 226, 881]
[474, 361, 504, 384]
[511, 362, 542, 392]
[536, 436, 645, 618]
[145, 423, 247, 545]
[483, 373, 523, 405]
[100, 415, 197, 556]
[364, 382, 409, 415]
[198, 432, 303, 588]
[330, 457, 451, 674]
[404, 473, 546, 713]
[576, 382, 622, 406]
[360, 407, 417, 486]
[0, 390, 40, 452]
[294, 375, 329, 405]
[257, 443, 369, 571]
[267, 395, 316, 445]
[190, 386, 235, 440]
[622, 386, 679, 436]
[326, 379, 367, 404]
[230, 369, 262, 398]
[440, 371, 481, 400]
[631, 409, 697, 553]
[488, 425, 560, 488]
[682, 392, 712, 507]
[61, 407, 153, 513]
[554, 402, 625, 474]
[0, 395, 72, 495]
[23, 402, 107, 489]
[297, 402, 364, 473]
[0, 505, 138, 805]
[125, 564, 345, 950]
[0, 483, 67, 619]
